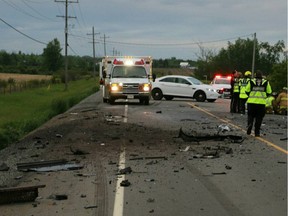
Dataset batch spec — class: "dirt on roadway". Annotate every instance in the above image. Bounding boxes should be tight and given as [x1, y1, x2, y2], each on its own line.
[0, 93, 287, 216]
[0, 93, 183, 216]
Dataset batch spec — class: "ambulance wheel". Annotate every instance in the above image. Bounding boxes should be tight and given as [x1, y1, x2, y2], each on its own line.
[109, 97, 115, 105]
[139, 98, 149, 105]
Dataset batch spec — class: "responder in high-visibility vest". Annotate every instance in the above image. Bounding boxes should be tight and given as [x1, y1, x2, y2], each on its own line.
[239, 71, 251, 114]
[231, 71, 241, 113]
[275, 87, 288, 115]
[265, 92, 278, 114]
[245, 70, 272, 137]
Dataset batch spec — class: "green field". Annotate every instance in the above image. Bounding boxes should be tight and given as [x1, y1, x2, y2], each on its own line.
[0, 78, 99, 149]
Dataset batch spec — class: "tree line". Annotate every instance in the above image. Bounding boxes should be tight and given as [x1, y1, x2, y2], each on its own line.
[0, 37, 286, 92]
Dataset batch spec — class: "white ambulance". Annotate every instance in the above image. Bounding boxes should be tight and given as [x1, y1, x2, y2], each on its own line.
[99, 56, 153, 105]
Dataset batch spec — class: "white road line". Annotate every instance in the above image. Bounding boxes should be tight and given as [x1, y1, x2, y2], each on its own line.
[113, 104, 128, 216]
[112, 149, 126, 216]
[123, 104, 128, 123]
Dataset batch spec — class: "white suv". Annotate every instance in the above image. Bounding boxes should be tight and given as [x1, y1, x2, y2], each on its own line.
[210, 75, 232, 98]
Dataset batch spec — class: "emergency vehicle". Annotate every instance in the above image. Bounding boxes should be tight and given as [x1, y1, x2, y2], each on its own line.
[99, 56, 153, 105]
[210, 75, 232, 98]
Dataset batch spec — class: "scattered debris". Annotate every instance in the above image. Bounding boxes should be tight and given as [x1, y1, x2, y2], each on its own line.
[0, 163, 9, 171]
[278, 161, 287, 164]
[217, 124, 231, 133]
[48, 194, 68, 200]
[212, 172, 227, 175]
[129, 156, 167, 161]
[144, 179, 155, 182]
[54, 194, 68, 200]
[225, 165, 232, 170]
[178, 128, 244, 143]
[105, 114, 123, 124]
[147, 198, 155, 203]
[17, 159, 83, 172]
[0, 185, 45, 204]
[84, 205, 98, 209]
[118, 167, 132, 175]
[120, 180, 131, 187]
[56, 134, 63, 138]
[146, 160, 158, 165]
[70, 146, 89, 155]
[179, 146, 190, 152]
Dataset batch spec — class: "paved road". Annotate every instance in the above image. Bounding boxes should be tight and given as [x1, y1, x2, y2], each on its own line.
[0, 92, 287, 216]
[98, 95, 287, 216]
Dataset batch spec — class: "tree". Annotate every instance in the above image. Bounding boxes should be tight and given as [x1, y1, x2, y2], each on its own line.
[268, 60, 287, 92]
[258, 40, 285, 74]
[42, 38, 63, 73]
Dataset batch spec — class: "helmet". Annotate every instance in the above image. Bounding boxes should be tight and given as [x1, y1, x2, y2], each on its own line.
[244, 71, 252, 76]
[271, 92, 278, 96]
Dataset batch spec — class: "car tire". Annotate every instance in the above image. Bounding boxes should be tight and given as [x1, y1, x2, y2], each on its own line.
[194, 91, 206, 102]
[207, 99, 216, 102]
[164, 96, 174, 100]
[140, 97, 150, 105]
[152, 88, 163, 100]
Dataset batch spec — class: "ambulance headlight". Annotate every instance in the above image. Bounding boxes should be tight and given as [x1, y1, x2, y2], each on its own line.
[110, 83, 123, 92]
[139, 83, 150, 92]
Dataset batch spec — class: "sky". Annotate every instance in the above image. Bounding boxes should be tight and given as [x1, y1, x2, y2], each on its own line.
[0, 0, 287, 60]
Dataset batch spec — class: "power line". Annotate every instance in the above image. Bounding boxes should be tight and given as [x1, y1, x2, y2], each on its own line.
[103, 33, 254, 47]
[0, 17, 47, 45]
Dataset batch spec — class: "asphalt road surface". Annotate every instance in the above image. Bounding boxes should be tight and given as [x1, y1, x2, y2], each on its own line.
[0, 92, 287, 216]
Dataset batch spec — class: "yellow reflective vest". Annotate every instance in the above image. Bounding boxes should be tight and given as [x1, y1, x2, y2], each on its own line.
[239, 77, 250, 99]
[233, 78, 240, 93]
[245, 78, 272, 105]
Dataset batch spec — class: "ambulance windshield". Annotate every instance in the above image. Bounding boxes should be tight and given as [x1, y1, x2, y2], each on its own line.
[112, 66, 147, 78]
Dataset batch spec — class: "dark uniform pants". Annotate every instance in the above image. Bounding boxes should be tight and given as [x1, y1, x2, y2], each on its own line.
[247, 103, 266, 135]
[231, 93, 240, 113]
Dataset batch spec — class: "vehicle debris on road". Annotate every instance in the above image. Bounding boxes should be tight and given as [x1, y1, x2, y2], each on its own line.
[0, 185, 45, 204]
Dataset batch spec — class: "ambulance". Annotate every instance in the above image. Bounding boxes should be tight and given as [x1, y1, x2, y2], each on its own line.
[99, 56, 153, 105]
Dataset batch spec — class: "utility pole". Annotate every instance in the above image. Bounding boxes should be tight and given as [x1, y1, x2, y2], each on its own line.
[55, 0, 78, 90]
[101, 34, 109, 56]
[87, 27, 100, 78]
[251, 32, 256, 78]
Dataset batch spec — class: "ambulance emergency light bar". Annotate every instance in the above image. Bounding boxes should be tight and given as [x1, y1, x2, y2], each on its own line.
[113, 58, 146, 66]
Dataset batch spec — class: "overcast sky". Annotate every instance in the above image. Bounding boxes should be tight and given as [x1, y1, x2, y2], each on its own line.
[0, 0, 287, 60]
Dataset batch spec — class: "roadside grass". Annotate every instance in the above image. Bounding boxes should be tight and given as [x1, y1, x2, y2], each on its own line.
[0, 78, 99, 150]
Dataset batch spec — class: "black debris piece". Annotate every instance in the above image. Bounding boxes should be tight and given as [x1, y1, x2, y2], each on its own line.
[70, 146, 89, 155]
[84, 205, 98, 209]
[212, 172, 227, 175]
[0, 163, 9, 171]
[118, 167, 132, 175]
[120, 180, 131, 187]
[54, 194, 68, 200]
[278, 161, 287, 164]
[144, 179, 155, 182]
[225, 165, 232, 170]
[0, 185, 45, 204]
[178, 128, 244, 143]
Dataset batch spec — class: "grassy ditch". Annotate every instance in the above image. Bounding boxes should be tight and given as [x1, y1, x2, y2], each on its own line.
[0, 78, 99, 150]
